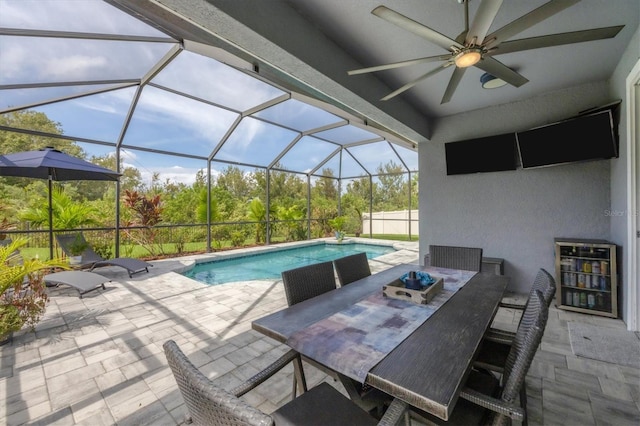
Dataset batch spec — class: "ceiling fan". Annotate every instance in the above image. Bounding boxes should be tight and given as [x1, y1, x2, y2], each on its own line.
[348, 0, 624, 104]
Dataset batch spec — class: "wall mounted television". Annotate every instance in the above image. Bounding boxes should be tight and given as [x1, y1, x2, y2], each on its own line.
[516, 110, 618, 169]
[445, 133, 517, 175]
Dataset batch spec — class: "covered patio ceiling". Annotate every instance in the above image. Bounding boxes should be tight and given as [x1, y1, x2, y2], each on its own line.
[0, 0, 418, 183]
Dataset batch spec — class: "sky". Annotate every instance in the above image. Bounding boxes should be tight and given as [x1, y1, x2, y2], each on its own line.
[0, 0, 418, 188]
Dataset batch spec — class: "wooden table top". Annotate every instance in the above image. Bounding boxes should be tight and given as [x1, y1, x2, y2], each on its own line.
[252, 264, 509, 420]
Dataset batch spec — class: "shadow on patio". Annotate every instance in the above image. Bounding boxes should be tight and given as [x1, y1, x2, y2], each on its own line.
[1, 242, 638, 425]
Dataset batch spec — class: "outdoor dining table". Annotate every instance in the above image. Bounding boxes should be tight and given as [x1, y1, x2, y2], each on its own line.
[252, 263, 509, 421]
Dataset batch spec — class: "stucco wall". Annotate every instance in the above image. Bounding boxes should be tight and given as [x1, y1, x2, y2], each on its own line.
[608, 26, 640, 322]
[420, 82, 614, 293]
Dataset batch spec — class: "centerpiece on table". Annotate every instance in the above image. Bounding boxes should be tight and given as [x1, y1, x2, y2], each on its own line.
[383, 270, 443, 305]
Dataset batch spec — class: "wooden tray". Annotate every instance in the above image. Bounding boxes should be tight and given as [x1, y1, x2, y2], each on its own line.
[383, 277, 444, 305]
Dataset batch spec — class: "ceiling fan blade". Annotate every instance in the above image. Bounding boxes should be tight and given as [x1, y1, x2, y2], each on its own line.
[372, 6, 463, 51]
[492, 26, 624, 55]
[484, 0, 580, 49]
[475, 57, 528, 87]
[465, 0, 503, 46]
[441, 67, 467, 104]
[348, 54, 452, 75]
[381, 63, 451, 101]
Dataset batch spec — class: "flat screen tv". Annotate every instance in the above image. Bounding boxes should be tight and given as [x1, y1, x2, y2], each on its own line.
[445, 133, 517, 175]
[517, 110, 618, 169]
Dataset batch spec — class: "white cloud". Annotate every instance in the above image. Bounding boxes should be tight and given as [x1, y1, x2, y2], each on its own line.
[119, 150, 137, 162]
[0, 44, 28, 79]
[227, 118, 263, 150]
[122, 161, 200, 187]
[121, 147, 219, 187]
[43, 55, 108, 80]
[135, 87, 238, 141]
[0, 0, 165, 36]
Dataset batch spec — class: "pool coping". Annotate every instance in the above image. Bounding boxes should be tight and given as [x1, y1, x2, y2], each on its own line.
[170, 237, 414, 276]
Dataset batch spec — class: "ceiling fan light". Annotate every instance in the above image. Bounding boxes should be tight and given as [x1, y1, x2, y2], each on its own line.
[480, 73, 507, 89]
[454, 49, 481, 68]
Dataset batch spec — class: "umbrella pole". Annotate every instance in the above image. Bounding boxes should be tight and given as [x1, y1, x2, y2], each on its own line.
[48, 177, 54, 260]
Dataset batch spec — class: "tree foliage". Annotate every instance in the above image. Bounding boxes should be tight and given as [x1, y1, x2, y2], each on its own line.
[0, 111, 80, 156]
[2, 111, 418, 252]
[121, 190, 164, 256]
[19, 187, 99, 230]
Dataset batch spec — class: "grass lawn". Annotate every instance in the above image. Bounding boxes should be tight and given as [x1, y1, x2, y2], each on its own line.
[19, 233, 417, 260]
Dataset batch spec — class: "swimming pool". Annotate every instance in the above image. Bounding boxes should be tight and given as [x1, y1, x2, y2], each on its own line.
[184, 242, 396, 285]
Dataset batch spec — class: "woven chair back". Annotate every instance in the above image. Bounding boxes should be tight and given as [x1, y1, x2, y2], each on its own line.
[531, 268, 556, 307]
[281, 261, 336, 306]
[501, 290, 548, 405]
[333, 252, 371, 286]
[428, 245, 483, 272]
[163, 340, 273, 426]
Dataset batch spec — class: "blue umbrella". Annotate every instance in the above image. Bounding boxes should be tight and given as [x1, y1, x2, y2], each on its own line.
[0, 147, 121, 259]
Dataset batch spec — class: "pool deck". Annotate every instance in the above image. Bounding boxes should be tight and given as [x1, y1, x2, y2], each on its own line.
[1, 238, 638, 425]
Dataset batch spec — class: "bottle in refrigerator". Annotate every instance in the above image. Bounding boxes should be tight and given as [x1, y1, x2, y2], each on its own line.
[596, 293, 604, 309]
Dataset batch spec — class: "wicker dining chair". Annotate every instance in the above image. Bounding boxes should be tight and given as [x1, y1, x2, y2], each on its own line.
[281, 260, 389, 416]
[428, 245, 483, 272]
[475, 275, 551, 373]
[483, 268, 556, 349]
[281, 261, 338, 396]
[411, 290, 548, 426]
[333, 252, 371, 286]
[163, 340, 407, 426]
[281, 261, 337, 306]
[500, 268, 556, 310]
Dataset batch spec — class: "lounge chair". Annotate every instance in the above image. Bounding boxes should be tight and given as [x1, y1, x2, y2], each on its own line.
[43, 271, 110, 298]
[56, 233, 152, 278]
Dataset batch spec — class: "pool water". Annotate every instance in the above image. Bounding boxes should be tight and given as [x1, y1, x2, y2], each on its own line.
[184, 243, 395, 285]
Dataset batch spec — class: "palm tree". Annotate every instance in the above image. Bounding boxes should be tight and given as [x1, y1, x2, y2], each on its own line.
[278, 205, 305, 241]
[247, 198, 277, 243]
[20, 186, 99, 230]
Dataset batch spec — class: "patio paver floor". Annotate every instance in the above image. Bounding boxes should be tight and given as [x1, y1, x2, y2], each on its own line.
[1, 239, 638, 425]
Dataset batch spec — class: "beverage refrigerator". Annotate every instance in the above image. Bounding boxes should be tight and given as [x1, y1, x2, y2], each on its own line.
[555, 238, 618, 318]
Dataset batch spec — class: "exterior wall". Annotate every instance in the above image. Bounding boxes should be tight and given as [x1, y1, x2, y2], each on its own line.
[363, 210, 419, 235]
[420, 81, 613, 294]
[609, 26, 640, 323]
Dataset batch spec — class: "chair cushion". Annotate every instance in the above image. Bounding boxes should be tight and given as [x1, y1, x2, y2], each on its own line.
[272, 382, 377, 426]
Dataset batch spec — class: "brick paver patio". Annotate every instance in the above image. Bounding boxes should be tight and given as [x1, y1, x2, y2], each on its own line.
[1, 239, 638, 425]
